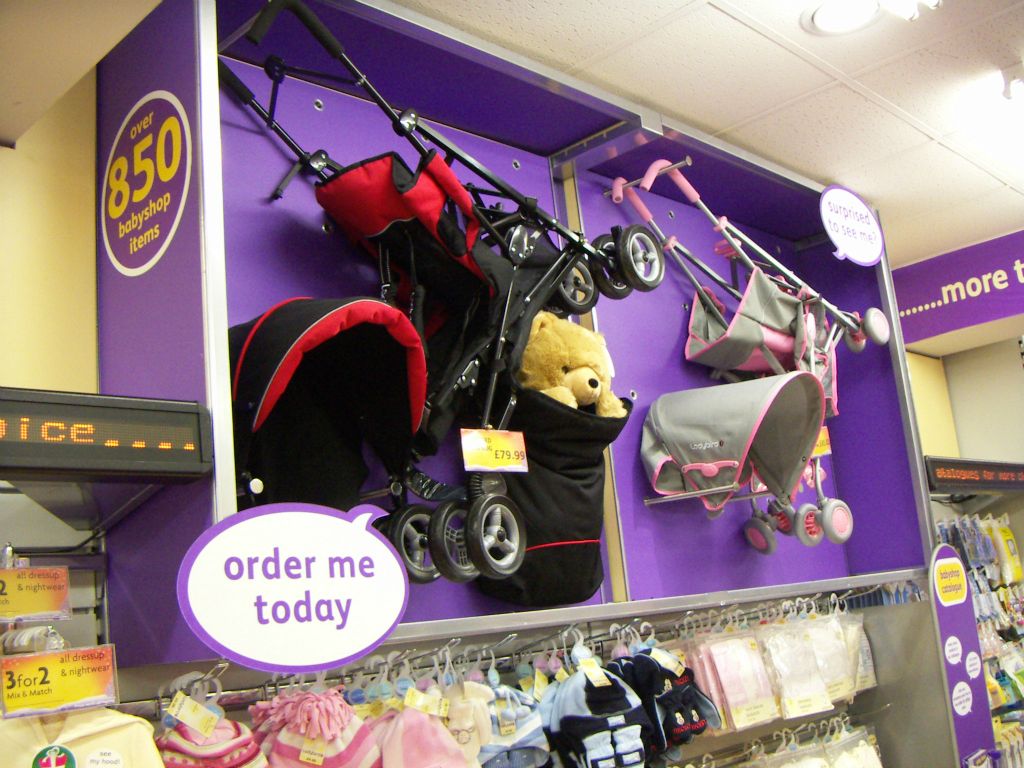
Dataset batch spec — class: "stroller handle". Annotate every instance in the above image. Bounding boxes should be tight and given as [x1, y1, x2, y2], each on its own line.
[218, 60, 254, 106]
[611, 177, 654, 224]
[246, 0, 346, 60]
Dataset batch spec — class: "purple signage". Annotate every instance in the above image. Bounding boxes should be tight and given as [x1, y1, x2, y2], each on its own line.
[893, 230, 1024, 345]
[930, 544, 995, 761]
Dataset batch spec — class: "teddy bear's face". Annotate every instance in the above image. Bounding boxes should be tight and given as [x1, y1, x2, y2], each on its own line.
[564, 366, 602, 406]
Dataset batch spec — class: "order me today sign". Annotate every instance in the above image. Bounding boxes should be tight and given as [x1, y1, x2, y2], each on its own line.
[177, 503, 408, 673]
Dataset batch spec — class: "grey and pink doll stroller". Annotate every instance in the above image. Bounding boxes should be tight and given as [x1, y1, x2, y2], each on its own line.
[623, 159, 890, 554]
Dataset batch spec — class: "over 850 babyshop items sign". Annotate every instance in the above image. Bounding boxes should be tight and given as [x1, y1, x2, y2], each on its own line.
[177, 504, 408, 673]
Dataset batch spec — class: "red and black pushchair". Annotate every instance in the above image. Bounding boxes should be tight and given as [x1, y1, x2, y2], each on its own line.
[221, 0, 645, 600]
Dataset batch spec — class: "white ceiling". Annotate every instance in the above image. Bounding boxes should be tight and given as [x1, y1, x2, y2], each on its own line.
[384, 0, 1024, 270]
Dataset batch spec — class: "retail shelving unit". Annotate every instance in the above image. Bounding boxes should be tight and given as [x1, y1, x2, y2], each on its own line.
[27, 0, 961, 764]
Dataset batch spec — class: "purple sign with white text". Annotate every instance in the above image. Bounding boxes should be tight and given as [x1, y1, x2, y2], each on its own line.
[893, 230, 1024, 345]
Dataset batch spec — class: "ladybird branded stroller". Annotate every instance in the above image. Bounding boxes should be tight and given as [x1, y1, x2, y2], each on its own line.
[619, 159, 890, 553]
[221, 0, 650, 595]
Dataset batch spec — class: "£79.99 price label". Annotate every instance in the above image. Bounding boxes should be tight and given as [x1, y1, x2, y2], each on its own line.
[101, 90, 192, 277]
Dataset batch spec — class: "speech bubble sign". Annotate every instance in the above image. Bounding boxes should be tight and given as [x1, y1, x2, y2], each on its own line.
[819, 185, 884, 267]
[177, 503, 408, 673]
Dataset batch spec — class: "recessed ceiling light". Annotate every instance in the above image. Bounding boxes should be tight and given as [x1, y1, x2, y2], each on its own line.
[803, 0, 881, 35]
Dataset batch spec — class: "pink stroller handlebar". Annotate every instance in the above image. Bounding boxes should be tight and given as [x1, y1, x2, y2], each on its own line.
[639, 160, 674, 191]
[612, 176, 654, 223]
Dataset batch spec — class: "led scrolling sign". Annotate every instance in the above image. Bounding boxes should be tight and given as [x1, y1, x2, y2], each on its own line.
[0, 387, 212, 482]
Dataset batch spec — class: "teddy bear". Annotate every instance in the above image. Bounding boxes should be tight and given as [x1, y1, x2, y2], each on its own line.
[516, 311, 628, 418]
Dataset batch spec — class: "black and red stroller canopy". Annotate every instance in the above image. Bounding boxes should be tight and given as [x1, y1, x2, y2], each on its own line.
[229, 297, 426, 510]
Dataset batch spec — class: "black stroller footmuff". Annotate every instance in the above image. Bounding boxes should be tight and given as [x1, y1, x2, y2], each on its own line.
[478, 386, 631, 607]
[229, 297, 426, 511]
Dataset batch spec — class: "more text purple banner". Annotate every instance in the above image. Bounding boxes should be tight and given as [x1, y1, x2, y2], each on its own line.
[893, 230, 1024, 345]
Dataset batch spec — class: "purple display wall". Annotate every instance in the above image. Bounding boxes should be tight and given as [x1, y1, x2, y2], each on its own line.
[576, 167, 924, 599]
[219, 61, 611, 622]
[97, 0, 214, 665]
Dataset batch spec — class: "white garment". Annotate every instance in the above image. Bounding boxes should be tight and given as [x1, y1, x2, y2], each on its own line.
[0, 707, 164, 768]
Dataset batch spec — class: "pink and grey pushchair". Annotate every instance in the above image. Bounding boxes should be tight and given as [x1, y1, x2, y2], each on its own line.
[622, 159, 890, 554]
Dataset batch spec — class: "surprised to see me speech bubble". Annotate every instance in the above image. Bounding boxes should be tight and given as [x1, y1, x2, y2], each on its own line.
[819, 185, 884, 267]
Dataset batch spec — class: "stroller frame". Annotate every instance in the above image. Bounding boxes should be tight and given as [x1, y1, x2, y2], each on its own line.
[221, 0, 662, 586]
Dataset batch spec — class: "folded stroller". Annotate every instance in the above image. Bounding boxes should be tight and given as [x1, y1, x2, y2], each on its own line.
[641, 370, 824, 554]
[221, 0, 657, 592]
[613, 159, 891, 418]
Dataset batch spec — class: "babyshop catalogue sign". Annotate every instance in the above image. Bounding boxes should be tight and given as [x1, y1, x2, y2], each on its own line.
[177, 504, 408, 673]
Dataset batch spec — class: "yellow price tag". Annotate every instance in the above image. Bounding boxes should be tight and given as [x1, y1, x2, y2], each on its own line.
[167, 690, 220, 738]
[0, 567, 71, 621]
[518, 675, 534, 694]
[404, 688, 447, 717]
[812, 426, 832, 458]
[579, 657, 611, 688]
[1, 645, 117, 718]
[554, 667, 570, 683]
[460, 429, 528, 473]
[650, 647, 685, 677]
[300, 736, 327, 765]
[533, 668, 549, 700]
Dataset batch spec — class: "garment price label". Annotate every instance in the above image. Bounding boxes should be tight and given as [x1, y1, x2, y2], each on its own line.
[460, 429, 528, 473]
[0, 567, 71, 621]
[650, 647, 685, 677]
[533, 668, 549, 699]
[554, 667, 570, 683]
[579, 657, 611, 688]
[1, 645, 117, 718]
[300, 736, 327, 765]
[495, 701, 517, 736]
[403, 688, 448, 718]
[167, 690, 220, 738]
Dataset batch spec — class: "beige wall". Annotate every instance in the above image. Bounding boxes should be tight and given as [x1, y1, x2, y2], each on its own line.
[944, 338, 1024, 462]
[0, 72, 98, 392]
[906, 352, 960, 458]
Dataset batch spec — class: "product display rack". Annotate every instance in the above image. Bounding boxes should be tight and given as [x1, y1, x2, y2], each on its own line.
[3, 0, 968, 765]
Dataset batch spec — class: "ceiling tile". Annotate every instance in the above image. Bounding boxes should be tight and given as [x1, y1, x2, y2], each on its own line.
[722, 84, 931, 180]
[881, 185, 1024, 266]
[384, 0, 693, 74]
[716, 0, 1020, 76]
[838, 141, 1004, 223]
[575, 4, 834, 133]
[857, 6, 1024, 135]
[942, 114, 1024, 191]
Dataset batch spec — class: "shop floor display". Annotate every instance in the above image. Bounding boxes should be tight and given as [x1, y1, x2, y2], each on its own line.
[55, 0, 963, 763]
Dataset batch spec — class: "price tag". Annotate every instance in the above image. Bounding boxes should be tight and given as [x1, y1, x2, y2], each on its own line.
[579, 657, 611, 688]
[650, 647, 685, 677]
[352, 703, 372, 719]
[166, 690, 220, 738]
[403, 688, 449, 718]
[554, 667, 570, 683]
[812, 426, 832, 458]
[0, 567, 71, 622]
[495, 701, 517, 736]
[1, 645, 117, 718]
[460, 429, 528, 473]
[518, 676, 534, 694]
[533, 668, 549, 700]
[300, 736, 327, 765]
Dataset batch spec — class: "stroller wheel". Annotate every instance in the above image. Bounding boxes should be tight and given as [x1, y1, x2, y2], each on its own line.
[388, 505, 440, 584]
[862, 307, 891, 346]
[427, 501, 480, 583]
[743, 517, 777, 555]
[555, 259, 599, 315]
[590, 235, 633, 300]
[844, 330, 868, 353]
[819, 497, 854, 544]
[616, 224, 665, 292]
[769, 499, 796, 535]
[795, 503, 825, 547]
[466, 493, 526, 579]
